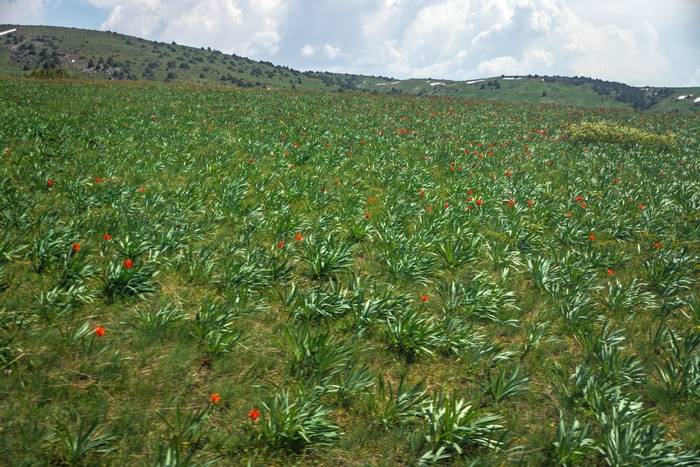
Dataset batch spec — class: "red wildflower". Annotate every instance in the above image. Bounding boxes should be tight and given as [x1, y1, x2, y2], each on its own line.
[578, 201, 587, 209]
[294, 232, 304, 242]
[504, 169, 513, 178]
[248, 408, 261, 422]
[444, 202, 449, 210]
[123, 258, 134, 269]
[95, 326, 105, 337]
[277, 240, 286, 249]
[102, 233, 113, 241]
[505, 198, 516, 208]
[526, 199, 535, 207]
[607, 268, 615, 277]
[425, 205, 433, 213]
[94, 177, 105, 184]
[210, 393, 221, 404]
[466, 189, 474, 195]
[137, 186, 146, 193]
[420, 294, 429, 303]
[71, 242, 81, 253]
[475, 198, 484, 207]
[574, 195, 584, 202]
[637, 203, 646, 210]
[466, 196, 474, 203]
[418, 188, 426, 198]
[47, 179, 55, 188]
[364, 211, 371, 220]
[588, 232, 596, 242]
[612, 178, 620, 185]
[652, 241, 662, 250]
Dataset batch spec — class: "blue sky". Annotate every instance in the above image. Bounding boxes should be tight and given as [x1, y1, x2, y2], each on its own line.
[2, 0, 699, 86]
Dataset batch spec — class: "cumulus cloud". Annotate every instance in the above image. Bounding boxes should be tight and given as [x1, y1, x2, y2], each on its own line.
[84, 0, 287, 56]
[300, 44, 314, 56]
[0, 0, 50, 24]
[323, 44, 342, 59]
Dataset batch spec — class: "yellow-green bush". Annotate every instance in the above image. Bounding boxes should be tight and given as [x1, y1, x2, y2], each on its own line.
[568, 120, 678, 150]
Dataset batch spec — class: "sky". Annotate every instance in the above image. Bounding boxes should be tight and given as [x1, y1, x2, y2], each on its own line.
[2, 0, 699, 87]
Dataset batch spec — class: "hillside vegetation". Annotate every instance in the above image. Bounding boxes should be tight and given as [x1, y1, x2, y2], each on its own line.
[0, 78, 699, 465]
[1, 25, 699, 111]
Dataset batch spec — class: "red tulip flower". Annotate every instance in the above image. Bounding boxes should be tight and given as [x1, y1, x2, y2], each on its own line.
[294, 232, 304, 242]
[475, 198, 484, 207]
[420, 293, 429, 303]
[123, 258, 134, 269]
[652, 241, 662, 250]
[277, 240, 286, 249]
[364, 211, 371, 220]
[248, 408, 261, 422]
[102, 233, 113, 241]
[588, 232, 596, 242]
[606, 268, 615, 276]
[71, 243, 81, 253]
[210, 393, 221, 404]
[47, 179, 55, 188]
[95, 326, 106, 337]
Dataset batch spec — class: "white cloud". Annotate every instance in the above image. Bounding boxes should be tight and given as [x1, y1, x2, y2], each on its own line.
[301, 44, 315, 56]
[323, 44, 342, 59]
[342, 0, 679, 85]
[477, 56, 520, 76]
[84, 0, 287, 57]
[0, 0, 49, 24]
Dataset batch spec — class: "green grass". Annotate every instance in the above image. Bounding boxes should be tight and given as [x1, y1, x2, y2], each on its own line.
[0, 78, 699, 465]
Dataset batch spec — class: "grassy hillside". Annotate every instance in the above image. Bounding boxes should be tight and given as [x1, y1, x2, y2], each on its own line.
[2, 25, 699, 111]
[357, 76, 700, 111]
[0, 25, 390, 91]
[0, 78, 699, 465]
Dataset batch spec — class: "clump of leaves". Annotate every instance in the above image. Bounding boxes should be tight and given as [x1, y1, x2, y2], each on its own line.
[251, 389, 340, 453]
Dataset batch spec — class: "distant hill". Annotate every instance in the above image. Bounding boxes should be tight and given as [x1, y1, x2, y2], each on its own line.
[1, 25, 698, 111]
